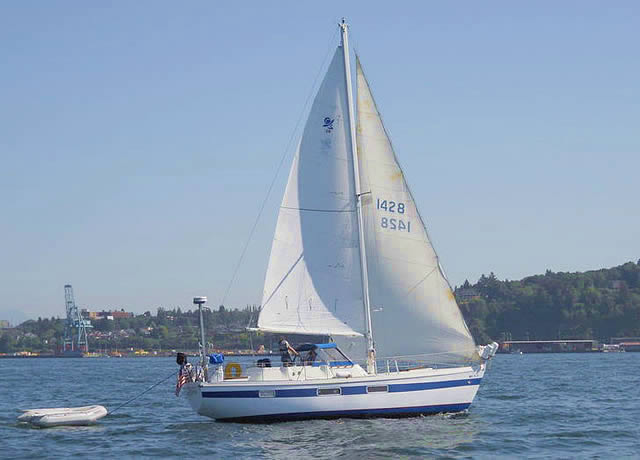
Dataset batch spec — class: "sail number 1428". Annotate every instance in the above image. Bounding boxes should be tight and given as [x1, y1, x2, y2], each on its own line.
[376, 198, 411, 232]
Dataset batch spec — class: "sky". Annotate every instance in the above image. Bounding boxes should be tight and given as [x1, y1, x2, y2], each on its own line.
[1, 1, 638, 323]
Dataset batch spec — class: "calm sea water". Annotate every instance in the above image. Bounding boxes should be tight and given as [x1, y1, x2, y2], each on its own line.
[1, 353, 639, 459]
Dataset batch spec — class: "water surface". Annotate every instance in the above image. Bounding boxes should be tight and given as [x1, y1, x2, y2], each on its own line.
[1, 353, 638, 458]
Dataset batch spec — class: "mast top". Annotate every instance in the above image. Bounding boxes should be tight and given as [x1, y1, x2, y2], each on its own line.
[339, 18, 349, 45]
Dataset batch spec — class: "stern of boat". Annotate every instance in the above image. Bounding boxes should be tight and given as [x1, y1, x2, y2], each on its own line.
[182, 382, 204, 414]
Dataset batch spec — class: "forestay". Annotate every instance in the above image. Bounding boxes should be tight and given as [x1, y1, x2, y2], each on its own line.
[258, 47, 365, 337]
[355, 57, 476, 360]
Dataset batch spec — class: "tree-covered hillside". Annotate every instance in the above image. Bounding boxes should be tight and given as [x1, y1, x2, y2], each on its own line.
[0, 306, 259, 354]
[3, 261, 640, 354]
[456, 261, 640, 343]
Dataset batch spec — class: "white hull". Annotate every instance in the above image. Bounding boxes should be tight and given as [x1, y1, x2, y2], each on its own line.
[183, 363, 485, 422]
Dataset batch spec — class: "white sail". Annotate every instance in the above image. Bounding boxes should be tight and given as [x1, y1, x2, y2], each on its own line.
[355, 57, 476, 360]
[258, 47, 365, 337]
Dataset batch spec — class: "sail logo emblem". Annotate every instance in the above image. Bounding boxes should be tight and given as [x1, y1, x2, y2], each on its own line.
[323, 117, 335, 132]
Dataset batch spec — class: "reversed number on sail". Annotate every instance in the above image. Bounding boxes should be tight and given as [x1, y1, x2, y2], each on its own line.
[381, 217, 411, 232]
[377, 198, 411, 232]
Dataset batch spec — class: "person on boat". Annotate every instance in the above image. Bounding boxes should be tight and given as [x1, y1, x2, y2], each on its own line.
[278, 337, 299, 367]
[303, 348, 317, 366]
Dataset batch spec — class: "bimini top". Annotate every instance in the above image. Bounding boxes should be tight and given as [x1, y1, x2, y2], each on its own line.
[315, 343, 338, 349]
[296, 343, 338, 352]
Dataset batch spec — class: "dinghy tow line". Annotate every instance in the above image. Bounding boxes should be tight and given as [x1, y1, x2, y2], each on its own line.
[107, 369, 179, 415]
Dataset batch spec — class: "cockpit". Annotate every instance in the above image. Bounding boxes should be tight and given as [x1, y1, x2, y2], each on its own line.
[294, 343, 353, 367]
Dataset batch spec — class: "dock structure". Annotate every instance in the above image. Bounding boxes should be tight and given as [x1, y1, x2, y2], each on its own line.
[610, 337, 640, 352]
[499, 340, 597, 353]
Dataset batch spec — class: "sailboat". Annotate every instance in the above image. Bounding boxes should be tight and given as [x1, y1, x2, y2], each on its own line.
[181, 20, 498, 422]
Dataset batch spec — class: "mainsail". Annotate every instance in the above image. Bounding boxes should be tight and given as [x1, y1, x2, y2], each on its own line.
[355, 57, 476, 360]
[258, 47, 365, 337]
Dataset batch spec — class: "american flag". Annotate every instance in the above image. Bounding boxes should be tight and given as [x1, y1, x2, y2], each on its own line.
[175, 365, 190, 396]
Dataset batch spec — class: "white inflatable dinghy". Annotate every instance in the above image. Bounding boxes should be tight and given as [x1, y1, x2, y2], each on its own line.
[18, 405, 108, 427]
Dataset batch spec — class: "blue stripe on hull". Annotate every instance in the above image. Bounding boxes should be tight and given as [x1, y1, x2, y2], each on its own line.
[202, 378, 481, 399]
[341, 386, 367, 395]
[202, 390, 260, 398]
[215, 403, 472, 423]
[390, 378, 481, 392]
[276, 388, 317, 398]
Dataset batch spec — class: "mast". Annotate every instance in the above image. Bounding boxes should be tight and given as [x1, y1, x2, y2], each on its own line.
[339, 19, 376, 374]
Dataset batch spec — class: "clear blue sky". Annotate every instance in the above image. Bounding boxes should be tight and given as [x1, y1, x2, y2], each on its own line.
[1, 1, 638, 323]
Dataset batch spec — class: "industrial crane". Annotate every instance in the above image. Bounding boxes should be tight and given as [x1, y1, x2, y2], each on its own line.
[62, 284, 92, 353]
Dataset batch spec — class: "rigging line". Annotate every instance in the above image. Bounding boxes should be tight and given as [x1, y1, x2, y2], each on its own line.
[219, 28, 340, 308]
[261, 252, 304, 309]
[407, 267, 437, 295]
[107, 370, 178, 416]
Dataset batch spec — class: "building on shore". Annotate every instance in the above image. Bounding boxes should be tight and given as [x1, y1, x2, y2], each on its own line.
[499, 340, 597, 353]
[81, 309, 134, 320]
[456, 288, 481, 304]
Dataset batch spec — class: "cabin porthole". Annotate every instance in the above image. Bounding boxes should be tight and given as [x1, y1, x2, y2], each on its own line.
[317, 388, 341, 396]
[366, 385, 389, 393]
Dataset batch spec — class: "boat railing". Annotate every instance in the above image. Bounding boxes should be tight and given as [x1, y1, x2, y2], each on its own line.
[374, 359, 460, 374]
[366, 351, 479, 375]
[217, 359, 346, 382]
[215, 350, 478, 382]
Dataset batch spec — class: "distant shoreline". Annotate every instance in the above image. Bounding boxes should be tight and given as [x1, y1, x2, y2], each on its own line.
[0, 352, 278, 359]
